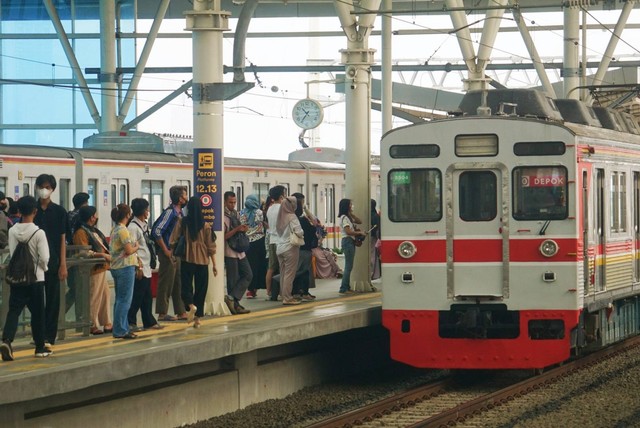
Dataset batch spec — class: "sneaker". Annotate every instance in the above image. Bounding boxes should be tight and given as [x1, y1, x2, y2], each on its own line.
[283, 299, 301, 305]
[35, 350, 52, 358]
[0, 342, 14, 361]
[44, 342, 53, 353]
[234, 304, 251, 315]
[246, 290, 257, 299]
[301, 293, 316, 301]
[187, 305, 197, 323]
[224, 296, 237, 315]
[338, 290, 355, 296]
[128, 324, 143, 333]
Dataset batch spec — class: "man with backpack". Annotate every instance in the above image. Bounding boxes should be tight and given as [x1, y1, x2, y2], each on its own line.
[151, 185, 188, 321]
[0, 196, 51, 361]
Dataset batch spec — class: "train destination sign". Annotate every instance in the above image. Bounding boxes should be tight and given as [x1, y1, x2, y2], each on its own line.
[194, 148, 222, 230]
[521, 175, 565, 187]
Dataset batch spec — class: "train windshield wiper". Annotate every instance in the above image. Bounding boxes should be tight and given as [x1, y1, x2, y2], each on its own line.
[539, 220, 551, 235]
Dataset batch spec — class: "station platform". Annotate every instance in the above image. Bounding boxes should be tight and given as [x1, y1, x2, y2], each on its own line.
[0, 278, 386, 428]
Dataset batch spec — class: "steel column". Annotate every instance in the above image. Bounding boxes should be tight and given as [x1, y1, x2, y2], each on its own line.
[100, 0, 118, 131]
[563, 5, 580, 99]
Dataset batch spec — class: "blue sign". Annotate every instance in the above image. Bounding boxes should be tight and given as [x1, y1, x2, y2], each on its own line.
[194, 148, 222, 230]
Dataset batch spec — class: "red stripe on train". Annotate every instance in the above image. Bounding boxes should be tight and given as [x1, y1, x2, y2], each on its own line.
[381, 238, 579, 263]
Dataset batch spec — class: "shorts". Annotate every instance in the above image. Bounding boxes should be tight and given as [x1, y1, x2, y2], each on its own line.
[268, 243, 279, 271]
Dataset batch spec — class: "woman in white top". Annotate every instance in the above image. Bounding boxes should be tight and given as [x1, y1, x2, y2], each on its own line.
[275, 196, 304, 305]
[338, 198, 366, 295]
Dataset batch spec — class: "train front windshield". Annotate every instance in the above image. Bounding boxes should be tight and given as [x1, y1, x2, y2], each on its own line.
[513, 166, 568, 220]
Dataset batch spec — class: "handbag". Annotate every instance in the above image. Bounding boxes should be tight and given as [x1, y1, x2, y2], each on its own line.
[290, 223, 304, 247]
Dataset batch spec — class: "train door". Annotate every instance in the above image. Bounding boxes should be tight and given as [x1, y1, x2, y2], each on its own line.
[230, 181, 244, 210]
[582, 171, 590, 294]
[595, 169, 605, 291]
[24, 176, 38, 197]
[449, 166, 508, 298]
[110, 178, 129, 210]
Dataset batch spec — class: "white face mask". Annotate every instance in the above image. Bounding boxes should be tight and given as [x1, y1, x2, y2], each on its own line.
[38, 188, 52, 199]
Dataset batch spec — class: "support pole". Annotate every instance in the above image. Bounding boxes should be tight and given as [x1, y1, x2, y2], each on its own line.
[336, 0, 381, 292]
[100, 0, 118, 132]
[381, 0, 392, 134]
[186, 0, 231, 316]
[563, 4, 580, 99]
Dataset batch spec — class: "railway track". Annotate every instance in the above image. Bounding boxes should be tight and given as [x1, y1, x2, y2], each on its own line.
[309, 335, 640, 428]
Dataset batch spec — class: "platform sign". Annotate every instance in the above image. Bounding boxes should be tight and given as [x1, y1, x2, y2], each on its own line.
[194, 148, 222, 230]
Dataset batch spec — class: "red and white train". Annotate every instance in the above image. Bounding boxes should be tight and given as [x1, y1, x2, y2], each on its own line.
[381, 89, 640, 369]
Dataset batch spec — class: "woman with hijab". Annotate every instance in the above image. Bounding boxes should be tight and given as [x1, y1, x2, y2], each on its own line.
[73, 206, 112, 335]
[275, 196, 304, 305]
[240, 194, 266, 299]
[170, 196, 217, 328]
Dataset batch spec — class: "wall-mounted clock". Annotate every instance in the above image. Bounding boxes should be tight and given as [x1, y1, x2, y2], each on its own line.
[292, 98, 324, 130]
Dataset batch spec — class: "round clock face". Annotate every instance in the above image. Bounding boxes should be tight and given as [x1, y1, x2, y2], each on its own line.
[292, 99, 324, 130]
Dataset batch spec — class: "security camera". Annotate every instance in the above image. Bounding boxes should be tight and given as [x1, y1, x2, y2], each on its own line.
[350, 83, 357, 90]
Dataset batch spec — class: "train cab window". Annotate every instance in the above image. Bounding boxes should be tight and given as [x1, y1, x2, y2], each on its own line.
[514, 141, 566, 156]
[455, 134, 498, 157]
[513, 166, 568, 221]
[459, 171, 497, 221]
[390, 144, 440, 158]
[388, 169, 441, 222]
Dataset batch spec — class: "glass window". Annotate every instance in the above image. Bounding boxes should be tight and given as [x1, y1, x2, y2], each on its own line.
[0, 177, 6, 195]
[87, 179, 98, 207]
[59, 178, 70, 210]
[514, 142, 566, 156]
[390, 144, 440, 158]
[455, 134, 498, 157]
[610, 171, 627, 233]
[231, 181, 244, 210]
[459, 171, 497, 221]
[513, 166, 568, 221]
[388, 169, 441, 222]
[252, 183, 270, 204]
[141, 180, 164, 225]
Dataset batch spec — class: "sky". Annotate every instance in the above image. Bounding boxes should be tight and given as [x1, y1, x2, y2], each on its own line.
[135, 10, 640, 161]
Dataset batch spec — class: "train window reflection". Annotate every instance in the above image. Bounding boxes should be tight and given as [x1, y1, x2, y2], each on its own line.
[459, 171, 497, 221]
[388, 169, 441, 222]
[390, 144, 440, 158]
[513, 166, 568, 220]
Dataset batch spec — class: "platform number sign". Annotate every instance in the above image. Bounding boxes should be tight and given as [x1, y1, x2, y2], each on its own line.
[194, 148, 222, 230]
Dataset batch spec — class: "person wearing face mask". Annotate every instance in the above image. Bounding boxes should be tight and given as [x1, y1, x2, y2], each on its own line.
[127, 198, 162, 332]
[73, 205, 112, 335]
[0, 191, 10, 250]
[33, 174, 68, 352]
[150, 185, 188, 322]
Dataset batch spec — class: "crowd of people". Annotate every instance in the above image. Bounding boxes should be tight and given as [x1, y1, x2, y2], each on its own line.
[0, 178, 381, 362]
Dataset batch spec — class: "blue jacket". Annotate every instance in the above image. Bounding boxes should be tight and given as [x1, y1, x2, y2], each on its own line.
[151, 205, 181, 248]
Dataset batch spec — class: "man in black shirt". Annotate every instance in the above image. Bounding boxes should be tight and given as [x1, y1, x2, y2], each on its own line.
[34, 174, 68, 350]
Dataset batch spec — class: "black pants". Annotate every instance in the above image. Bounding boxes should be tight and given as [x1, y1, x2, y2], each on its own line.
[44, 269, 61, 344]
[2, 282, 46, 352]
[127, 276, 158, 328]
[246, 237, 267, 292]
[180, 261, 208, 318]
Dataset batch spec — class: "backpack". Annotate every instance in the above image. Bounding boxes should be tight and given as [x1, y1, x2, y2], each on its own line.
[133, 221, 157, 269]
[225, 212, 250, 253]
[6, 229, 40, 286]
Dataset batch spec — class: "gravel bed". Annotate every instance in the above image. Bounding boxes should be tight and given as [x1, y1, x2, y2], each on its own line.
[460, 344, 640, 428]
[184, 363, 445, 428]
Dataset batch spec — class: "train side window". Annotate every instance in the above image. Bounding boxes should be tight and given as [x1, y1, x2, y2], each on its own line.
[459, 171, 497, 221]
[513, 166, 568, 221]
[514, 141, 566, 156]
[252, 183, 269, 203]
[388, 169, 441, 222]
[23, 183, 30, 197]
[0, 177, 6, 195]
[177, 179, 191, 197]
[610, 171, 627, 233]
[390, 144, 439, 158]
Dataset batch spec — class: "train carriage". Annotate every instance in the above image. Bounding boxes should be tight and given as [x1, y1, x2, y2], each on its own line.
[381, 89, 640, 369]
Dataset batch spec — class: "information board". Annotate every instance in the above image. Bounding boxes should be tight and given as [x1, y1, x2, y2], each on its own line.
[194, 148, 222, 230]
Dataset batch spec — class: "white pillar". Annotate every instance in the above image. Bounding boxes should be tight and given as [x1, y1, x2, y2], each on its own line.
[186, 0, 231, 316]
[381, 0, 392, 134]
[100, 0, 118, 132]
[563, 5, 580, 99]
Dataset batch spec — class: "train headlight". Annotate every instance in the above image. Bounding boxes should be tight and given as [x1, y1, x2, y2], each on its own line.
[539, 239, 559, 257]
[398, 241, 417, 259]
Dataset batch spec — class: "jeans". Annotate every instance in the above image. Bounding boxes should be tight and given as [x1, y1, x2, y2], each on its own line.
[2, 282, 46, 352]
[44, 269, 61, 344]
[111, 266, 135, 337]
[180, 261, 209, 317]
[340, 238, 356, 292]
[128, 276, 157, 328]
[224, 257, 253, 301]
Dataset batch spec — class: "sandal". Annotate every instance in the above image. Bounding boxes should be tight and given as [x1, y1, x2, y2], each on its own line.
[114, 332, 138, 339]
[90, 328, 104, 335]
[159, 315, 178, 322]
